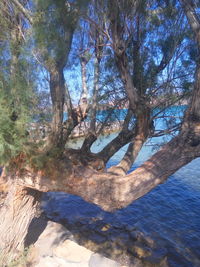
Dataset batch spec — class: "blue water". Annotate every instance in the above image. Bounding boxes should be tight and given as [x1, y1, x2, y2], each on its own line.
[43, 106, 200, 266]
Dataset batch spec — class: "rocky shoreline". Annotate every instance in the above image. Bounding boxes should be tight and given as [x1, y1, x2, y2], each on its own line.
[21, 212, 169, 267]
[0, 191, 192, 267]
[24, 216, 127, 267]
[41, 192, 193, 267]
[46, 216, 168, 267]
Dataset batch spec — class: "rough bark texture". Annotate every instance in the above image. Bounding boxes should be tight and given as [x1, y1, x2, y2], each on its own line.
[1, 2, 200, 264]
[0, 180, 42, 266]
[48, 67, 65, 147]
[4, 123, 199, 214]
[72, 133, 200, 211]
[110, 137, 145, 175]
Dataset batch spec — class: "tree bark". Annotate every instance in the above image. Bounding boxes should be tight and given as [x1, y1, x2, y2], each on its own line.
[109, 107, 151, 174]
[180, 0, 200, 46]
[0, 181, 42, 266]
[97, 129, 135, 163]
[13, 127, 199, 213]
[95, 109, 134, 162]
[109, 137, 145, 175]
[62, 5, 200, 211]
[48, 67, 65, 148]
[2, 3, 200, 262]
[108, 2, 139, 112]
[80, 56, 89, 102]
[2, 117, 200, 216]
[62, 131, 200, 212]
[81, 56, 100, 152]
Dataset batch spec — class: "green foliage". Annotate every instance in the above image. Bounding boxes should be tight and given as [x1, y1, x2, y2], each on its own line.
[0, 0, 197, 167]
[0, 41, 35, 165]
[33, 0, 89, 68]
[0, 75, 31, 165]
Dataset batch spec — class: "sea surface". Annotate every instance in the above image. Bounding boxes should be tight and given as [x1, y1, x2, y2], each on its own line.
[43, 106, 200, 266]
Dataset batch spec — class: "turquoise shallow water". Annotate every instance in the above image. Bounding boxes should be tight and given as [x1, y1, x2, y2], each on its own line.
[43, 106, 200, 266]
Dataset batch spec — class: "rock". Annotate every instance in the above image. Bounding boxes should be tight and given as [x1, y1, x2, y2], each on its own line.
[35, 255, 89, 267]
[35, 256, 67, 267]
[146, 247, 167, 263]
[129, 230, 141, 241]
[142, 236, 155, 248]
[128, 242, 152, 258]
[129, 230, 155, 248]
[125, 225, 137, 232]
[53, 239, 92, 263]
[101, 224, 111, 232]
[89, 253, 121, 267]
[87, 233, 107, 244]
[115, 233, 130, 247]
[27, 220, 124, 267]
[30, 221, 73, 258]
[78, 239, 99, 251]
[144, 255, 168, 267]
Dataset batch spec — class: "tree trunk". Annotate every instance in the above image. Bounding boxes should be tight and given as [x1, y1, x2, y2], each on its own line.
[109, 137, 145, 175]
[109, 108, 151, 174]
[0, 181, 42, 266]
[81, 56, 100, 152]
[80, 56, 88, 102]
[108, 2, 139, 112]
[180, 0, 200, 46]
[97, 129, 135, 163]
[48, 67, 65, 148]
[62, 84, 80, 143]
[61, 131, 200, 212]
[81, 133, 97, 153]
[59, 35, 200, 211]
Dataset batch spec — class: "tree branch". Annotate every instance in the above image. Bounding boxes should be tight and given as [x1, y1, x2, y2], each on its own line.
[180, 0, 200, 45]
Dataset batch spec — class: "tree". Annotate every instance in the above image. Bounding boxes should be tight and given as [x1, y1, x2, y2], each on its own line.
[0, 0, 200, 265]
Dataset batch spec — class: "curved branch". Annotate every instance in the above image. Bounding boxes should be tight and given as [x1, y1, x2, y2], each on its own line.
[11, 130, 200, 212]
[97, 129, 135, 163]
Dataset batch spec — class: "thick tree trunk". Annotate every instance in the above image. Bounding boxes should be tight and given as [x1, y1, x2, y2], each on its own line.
[61, 29, 200, 211]
[0, 181, 42, 266]
[10, 128, 198, 214]
[62, 131, 200, 212]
